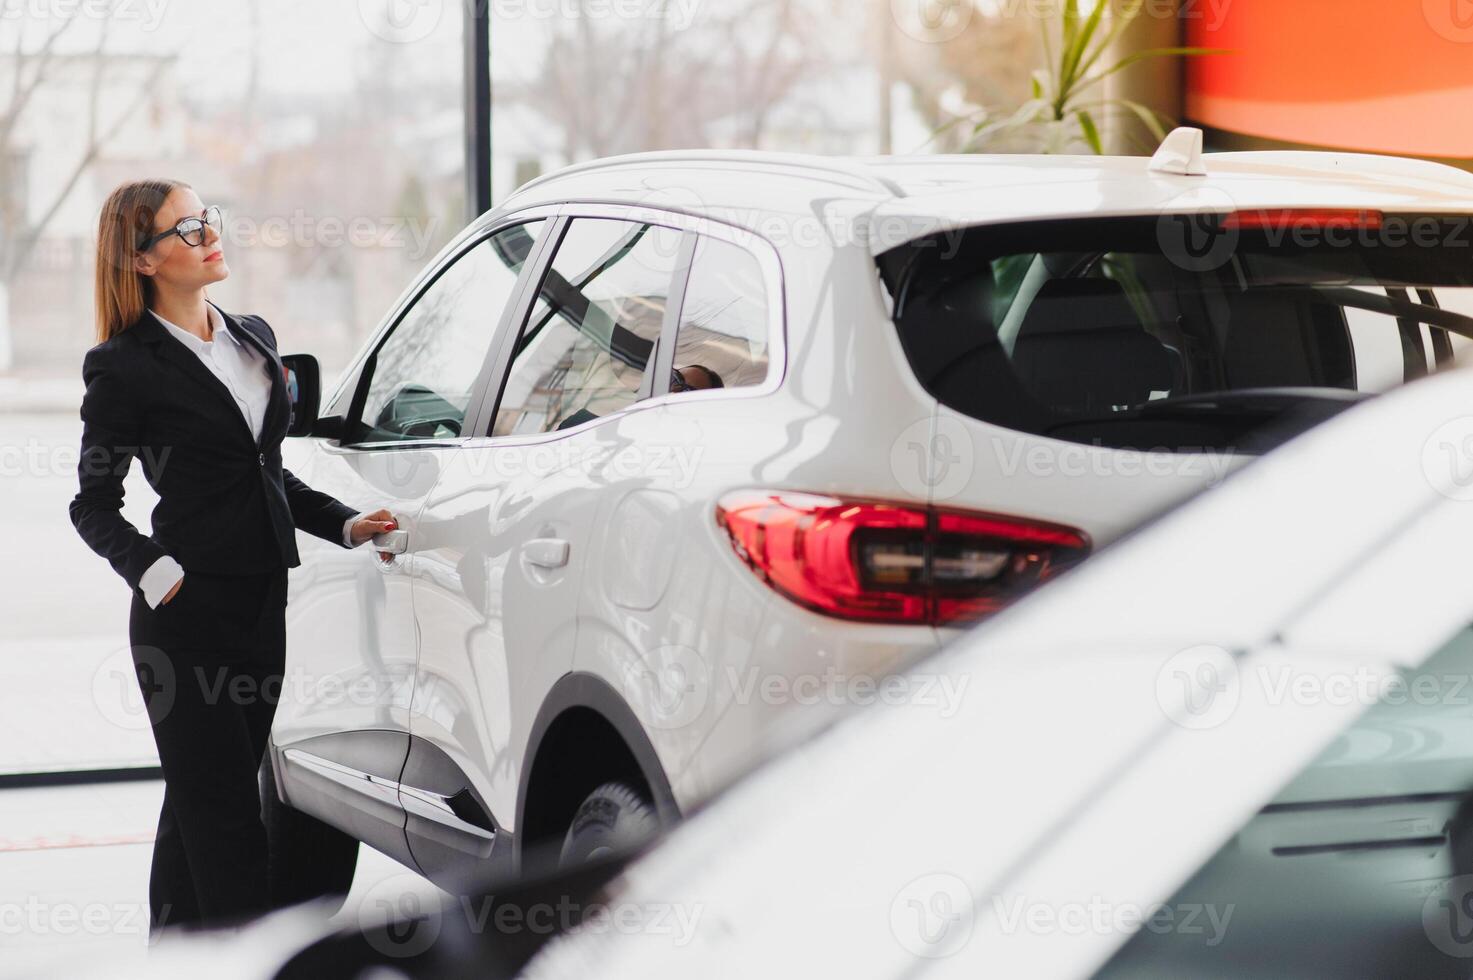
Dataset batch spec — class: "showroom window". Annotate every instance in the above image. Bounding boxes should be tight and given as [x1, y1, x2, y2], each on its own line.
[492, 217, 684, 436]
[352, 220, 544, 443]
[667, 235, 772, 395]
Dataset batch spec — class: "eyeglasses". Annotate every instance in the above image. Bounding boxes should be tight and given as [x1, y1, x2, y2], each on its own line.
[670, 367, 693, 393]
[138, 205, 223, 251]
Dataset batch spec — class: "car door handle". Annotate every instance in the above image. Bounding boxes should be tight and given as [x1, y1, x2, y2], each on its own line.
[372, 528, 410, 554]
[524, 537, 570, 569]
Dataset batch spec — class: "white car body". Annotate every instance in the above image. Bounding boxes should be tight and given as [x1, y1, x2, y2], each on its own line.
[266, 142, 1473, 888]
[525, 364, 1473, 980]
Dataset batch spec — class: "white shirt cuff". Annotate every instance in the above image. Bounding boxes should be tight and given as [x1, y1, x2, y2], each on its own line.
[139, 555, 185, 609]
[343, 511, 367, 548]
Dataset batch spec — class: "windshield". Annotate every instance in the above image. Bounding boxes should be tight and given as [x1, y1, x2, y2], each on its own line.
[881, 214, 1473, 453]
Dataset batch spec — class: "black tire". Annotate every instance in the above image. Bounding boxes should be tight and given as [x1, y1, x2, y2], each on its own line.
[259, 753, 360, 914]
[557, 781, 659, 869]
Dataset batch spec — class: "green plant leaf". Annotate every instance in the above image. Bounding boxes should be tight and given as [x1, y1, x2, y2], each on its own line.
[1040, 2, 1057, 78]
[929, 0, 1221, 157]
[1061, 0, 1081, 59]
[1031, 68, 1054, 103]
[966, 99, 1050, 149]
[1074, 0, 1147, 82]
[1102, 97, 1169, 142]
[1077, 109, 1104, 154]
[912, 107, 988, 151]
[1076, 46, 1230, 95]
[1062, 0, 1109, 98]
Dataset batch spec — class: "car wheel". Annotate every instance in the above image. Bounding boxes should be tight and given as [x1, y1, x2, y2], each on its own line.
[259, 754, 360, 913]
[558, 781, 659, 868]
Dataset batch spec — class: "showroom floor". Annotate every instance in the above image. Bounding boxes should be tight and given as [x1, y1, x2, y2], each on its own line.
[0, 778, 439, 973]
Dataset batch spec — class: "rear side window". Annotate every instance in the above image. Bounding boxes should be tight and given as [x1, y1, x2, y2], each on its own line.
[492, 217, 683, 436]
[668, 236, 771, 394]
[881, 215, 1473, 453]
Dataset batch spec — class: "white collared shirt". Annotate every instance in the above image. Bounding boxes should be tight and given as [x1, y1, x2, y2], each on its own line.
[137, 302, 365, 609]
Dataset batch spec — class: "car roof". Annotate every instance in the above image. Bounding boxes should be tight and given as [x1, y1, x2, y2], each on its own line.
[492, 148, 1473, 254]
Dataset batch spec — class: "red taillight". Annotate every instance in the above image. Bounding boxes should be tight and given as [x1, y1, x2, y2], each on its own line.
[714, 491, 1090, 626]
[1223, 208, 1384, 232]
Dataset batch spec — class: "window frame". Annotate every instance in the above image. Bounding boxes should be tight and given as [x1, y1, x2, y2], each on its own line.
[320, 203, 561, 453]
[468, 201, 788, 445]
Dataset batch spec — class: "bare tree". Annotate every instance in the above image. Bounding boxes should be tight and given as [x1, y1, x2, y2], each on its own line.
[502, 0, 843, 161]
[0, 7, 174, 367]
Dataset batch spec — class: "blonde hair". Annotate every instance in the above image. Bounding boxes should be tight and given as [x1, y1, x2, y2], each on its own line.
[93, 178, 189, 343]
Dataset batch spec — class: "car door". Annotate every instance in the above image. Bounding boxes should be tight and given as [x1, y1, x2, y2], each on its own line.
[402, 211, 688, 880]
[271, 212, 554, 864]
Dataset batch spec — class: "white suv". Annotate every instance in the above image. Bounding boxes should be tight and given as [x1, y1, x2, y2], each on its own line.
[265, 132, 1473, 889]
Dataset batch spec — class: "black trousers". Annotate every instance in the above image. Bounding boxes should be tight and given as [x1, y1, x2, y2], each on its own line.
[127, 564, 289, 936]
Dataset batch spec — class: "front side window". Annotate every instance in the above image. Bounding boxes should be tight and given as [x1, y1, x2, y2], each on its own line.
[667, 235, 771, 395]
[353, 220, 544, 443]
[882, 215, 1473, 453]
[492, 218, 683, 436]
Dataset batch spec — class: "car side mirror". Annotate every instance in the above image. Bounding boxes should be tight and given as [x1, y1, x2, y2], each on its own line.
[280, 353, 344, 438]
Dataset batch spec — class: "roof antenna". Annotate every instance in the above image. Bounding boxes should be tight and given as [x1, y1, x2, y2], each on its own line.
[1148, 127, 1207, 176]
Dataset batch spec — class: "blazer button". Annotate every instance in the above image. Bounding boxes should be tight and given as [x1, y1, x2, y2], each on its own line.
[258, 452, 265, 466]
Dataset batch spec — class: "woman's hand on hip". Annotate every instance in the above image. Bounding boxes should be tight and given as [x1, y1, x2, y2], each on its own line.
[350, 508, 399, 563]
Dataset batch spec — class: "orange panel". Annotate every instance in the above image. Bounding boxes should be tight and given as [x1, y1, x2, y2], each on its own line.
[1185, 0, 1473, 156]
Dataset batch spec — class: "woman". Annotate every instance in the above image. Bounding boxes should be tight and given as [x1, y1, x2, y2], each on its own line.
[70, 179, 396, 936]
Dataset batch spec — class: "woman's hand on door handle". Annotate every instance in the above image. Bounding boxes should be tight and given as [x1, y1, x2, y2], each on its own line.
[349, 508, 399, 563]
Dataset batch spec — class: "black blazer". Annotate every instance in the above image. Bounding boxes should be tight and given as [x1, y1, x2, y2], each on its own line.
[69, 302, 360, 598]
